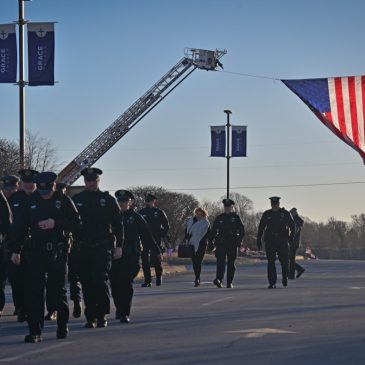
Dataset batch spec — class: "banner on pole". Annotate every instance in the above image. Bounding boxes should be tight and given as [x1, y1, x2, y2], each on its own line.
[0, 24, 17, 83]
[210, 126, 226, 157]
[28, 22, 55, 86]
[231, 126, 247, 157]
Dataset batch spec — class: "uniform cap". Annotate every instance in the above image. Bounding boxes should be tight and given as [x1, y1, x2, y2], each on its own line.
[0, 175, 20, 189]
[269, 196, 281, 204]
[145, 193, 157, 202]
[80, 167, 103, 181]
[222, 198, 235, 206]
[18, 169, 39, 183]
[115, 189, 134, 202]
[290, 207, 298, 215]
[34, 172, 57, 195]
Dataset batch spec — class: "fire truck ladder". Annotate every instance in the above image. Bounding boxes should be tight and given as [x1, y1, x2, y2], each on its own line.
[58, 48, 227, 185]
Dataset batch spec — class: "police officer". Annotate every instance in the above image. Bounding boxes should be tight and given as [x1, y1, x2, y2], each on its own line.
[73, 167, 124, 329]
[0, 190, 12, 318]
[110, 190, 162, 323]
[10, 172, 82, 343]
[56, 182, 83, 318]
[139, 193, 169, 287]
[211, 199, 245, 288]
[288, 208, 305, 280]
[1, 169, 38, 322]
[257, 197, 295, 289]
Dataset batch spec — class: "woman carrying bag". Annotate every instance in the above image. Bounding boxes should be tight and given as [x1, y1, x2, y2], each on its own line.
[185, 208, 211, 287]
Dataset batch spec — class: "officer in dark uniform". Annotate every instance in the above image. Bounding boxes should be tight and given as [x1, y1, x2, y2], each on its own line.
[56, 182, 83, 318]
[210, 199, 245, 288]
[73, 167, 124, 329]
[111, 190, 162, 323]
[257, 197, 295, 289]
[139, 193, 169, 287]
[0, 190, 12, 318]
[10, 172, 82, 343]
[1, 170, 38, 322]
[288, 208, 305, 280]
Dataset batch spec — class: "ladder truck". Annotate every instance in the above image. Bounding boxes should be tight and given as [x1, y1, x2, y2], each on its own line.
[58, 48, 227, 185]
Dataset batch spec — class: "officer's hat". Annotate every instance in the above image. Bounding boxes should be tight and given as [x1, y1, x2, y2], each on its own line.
[115, 190, 135, 202]
[290, 207, 298, 215]
[18, 169, 39, 183]
[80, 167, 103, 181]
[34, 172, 57, 196]
[222, 198, 235, 206]
[269, 196, 281, 205]
[145, 193, 157, 202]
[0, 175, 20, 190]
[56, 182, 68, 191]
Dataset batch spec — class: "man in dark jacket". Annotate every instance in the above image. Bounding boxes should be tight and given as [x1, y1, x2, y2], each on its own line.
[111, 190, 162, 323]
[139, 193, 169, 287]
[211, 199, 245, 288]
[0, 190, 12, 318]
[10, 172, 82, 343]
[73, 167, 124, 329]
[289, 208, 305, 279]
[257, 197, 295, 289]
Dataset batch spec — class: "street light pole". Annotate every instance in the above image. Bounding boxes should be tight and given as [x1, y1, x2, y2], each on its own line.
[18, 0, 28, 169]
[224, 109, 232, 200]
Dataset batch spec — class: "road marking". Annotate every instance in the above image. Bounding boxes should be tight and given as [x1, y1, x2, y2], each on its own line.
[0, 342, 72, 362]
[350, 286, 365, 290]
[202, 297, 233, 306]
[225, 328, 296, 338]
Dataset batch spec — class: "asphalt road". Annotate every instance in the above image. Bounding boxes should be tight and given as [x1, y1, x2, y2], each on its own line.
[1, 259, 365, 365]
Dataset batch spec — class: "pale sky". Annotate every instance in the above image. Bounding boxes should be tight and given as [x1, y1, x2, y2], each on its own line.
[1, 0, 365, 222]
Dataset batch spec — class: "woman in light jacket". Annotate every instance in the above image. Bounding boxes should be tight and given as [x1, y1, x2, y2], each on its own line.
[185, 208, 211, 287]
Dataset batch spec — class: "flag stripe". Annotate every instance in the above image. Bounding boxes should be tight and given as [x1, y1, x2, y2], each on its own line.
[347, 76, 357, 144]
[342, 77, 353, 140]
[335, 77, 347, 135]
[360, 76, 365, 150]
[328, 78, 340, 129]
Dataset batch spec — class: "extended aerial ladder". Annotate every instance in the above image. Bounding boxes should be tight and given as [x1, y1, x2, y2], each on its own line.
[58, 48, 227, 185]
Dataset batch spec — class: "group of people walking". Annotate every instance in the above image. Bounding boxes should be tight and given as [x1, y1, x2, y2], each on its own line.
[0, 167, 305, 344]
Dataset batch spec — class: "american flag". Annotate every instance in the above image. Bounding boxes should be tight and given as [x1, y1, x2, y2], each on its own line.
[282, 77, 365, 163]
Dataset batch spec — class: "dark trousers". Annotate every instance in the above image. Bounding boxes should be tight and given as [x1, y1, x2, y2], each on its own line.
[68, 249, 82, 302]
[8, 260, 26, 313]
[0, 247, 6, 312]
[192, 244, 206, 280]
[45, 273, 57, 313]
[215, 245, 238, 284]
[79, 248, 112, 322]
[141, 249, 162, 284]
[110, 256, 140, 317]
[25, 251, 69, 335]
[266, 241, 289, 285]
[289, 245, 304, 278]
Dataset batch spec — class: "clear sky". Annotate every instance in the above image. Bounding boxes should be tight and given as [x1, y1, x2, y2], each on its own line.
[1, 0, 365, 222]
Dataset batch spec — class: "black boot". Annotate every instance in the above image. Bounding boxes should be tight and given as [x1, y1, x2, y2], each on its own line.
[96, 316, 107, 328]
[213, 278, 223, 288]
[24, 334, 42, 343]
[156, 277, 162, 286]
[57, 325, 69, 339]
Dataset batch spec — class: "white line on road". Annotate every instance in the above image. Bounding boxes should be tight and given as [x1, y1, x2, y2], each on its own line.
[202, 297, 233, 306]
[225, 328, 296, 338]
[350, 287, 365, 290]
[0, 342, 72, 362]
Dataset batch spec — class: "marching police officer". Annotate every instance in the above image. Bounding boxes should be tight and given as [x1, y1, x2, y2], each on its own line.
[139, 193, 169, 287]
[289, 208, 305, 280]
[0, 190, 12, 318]
[10, 172, 82, 343]
[56, 182, 83, 318]
[73, 167, 124, 329]
[211, 199, 245, 288]
[110, 190, 162, 323]
[1, 170, 38, 322]
[257, 197, 295, 289]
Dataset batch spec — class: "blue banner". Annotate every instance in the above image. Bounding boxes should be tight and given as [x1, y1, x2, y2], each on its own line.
[231, 126, 247, 157]
[0, 24, 17, 83]
[210, 126, 226, 157]
[28, 23, 55, 86]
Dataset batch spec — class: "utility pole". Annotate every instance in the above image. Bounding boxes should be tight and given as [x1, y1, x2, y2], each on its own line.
[18, 0, 29, 169]
[224, 109, 232, 200]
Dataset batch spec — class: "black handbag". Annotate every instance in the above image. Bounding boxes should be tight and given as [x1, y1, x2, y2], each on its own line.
[177, 241, 195, 258]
